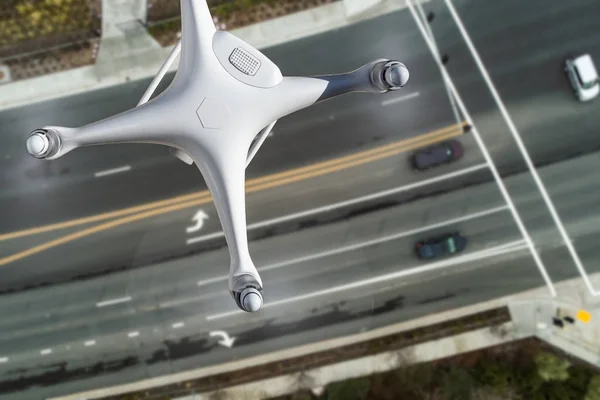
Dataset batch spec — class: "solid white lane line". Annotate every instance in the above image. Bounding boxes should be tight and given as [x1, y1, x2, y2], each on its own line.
[96, 296, 132, 308]
[197, 204, 508, 287]
[0, 357, 8, 363]
[188, 164, 488, 246]
[187, 231, 224, 245]
[381, 92, 420, 106]
[84, 340, 96, 347]
[94, 165, 132, 178]
[172, 322, 185, 329]
[264, 241, 529, 309]
[407, 0, 557, 297]
[196, 274, 227, 287]
[206, 240, 528, 321]
[40, 348, 52, 355]
[442, 0, 591, 296]
[128, 331, 140, 338]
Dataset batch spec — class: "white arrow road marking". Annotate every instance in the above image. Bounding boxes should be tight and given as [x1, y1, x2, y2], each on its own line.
[209, 330, 236, 348]
[186, 209, 209, 233]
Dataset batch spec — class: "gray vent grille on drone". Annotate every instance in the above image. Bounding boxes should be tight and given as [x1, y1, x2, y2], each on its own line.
[229, 47, 261, 76]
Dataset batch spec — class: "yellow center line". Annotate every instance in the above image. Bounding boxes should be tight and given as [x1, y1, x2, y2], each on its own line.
[0, 122, 466, 242]
[0, 124, 465, 266]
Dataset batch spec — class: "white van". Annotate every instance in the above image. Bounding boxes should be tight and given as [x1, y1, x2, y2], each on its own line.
[565, 54, 599, 102]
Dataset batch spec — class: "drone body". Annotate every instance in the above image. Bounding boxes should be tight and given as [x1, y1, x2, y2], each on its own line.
[26, 0, 409, 312]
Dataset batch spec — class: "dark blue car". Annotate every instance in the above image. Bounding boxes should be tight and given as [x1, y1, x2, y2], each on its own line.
[416, 232, 467, 259]
[411, 140, 464, 171]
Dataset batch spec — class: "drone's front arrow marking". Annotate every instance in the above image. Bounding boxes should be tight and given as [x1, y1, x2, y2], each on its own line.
[186, 209, 209, 233]
[209, 330, 236, 348]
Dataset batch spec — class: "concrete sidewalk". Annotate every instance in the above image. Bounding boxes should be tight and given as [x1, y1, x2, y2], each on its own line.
[509, 296, 600, 368]
[182, 291, 600, 400]
[177, 322, 517, 400]
[0, 0, 410, 112]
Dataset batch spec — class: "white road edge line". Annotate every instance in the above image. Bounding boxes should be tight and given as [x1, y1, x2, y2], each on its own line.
[442, 0, 592, 296]
[96, 296, 132, 308]
[189, 163, 488, 246]
[198, 204, 508, 287]
[407, 0, 557, 297]
[94, 165, 132, 178]
[381, 91, 420, 106]
[206, 240, 528, 321]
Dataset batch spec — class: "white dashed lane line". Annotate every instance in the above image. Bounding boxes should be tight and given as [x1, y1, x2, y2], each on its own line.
[94, 165, 132, 178]
[381, 91, 420, 106]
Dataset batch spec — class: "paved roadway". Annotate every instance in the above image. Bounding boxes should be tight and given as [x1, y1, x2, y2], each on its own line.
[0, 7, 456, 233]
[1, 0, 600, 397]
[1, 152, 600, 399]
[0, 125, 481, 292]
[3, 0, 600, 293]
[425, 0, 600, 171]
[0, 2, 463, 290]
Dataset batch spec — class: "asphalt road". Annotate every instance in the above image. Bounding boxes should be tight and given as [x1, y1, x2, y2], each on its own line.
[0, 124, 481, 292]
[0, 7, 455, 233]
[1, 151, 600, 399]
[1, 0, 600, 397]
[1, 3, 465, 290]
[3, 0, 600, 234]
[425, 0, 600, 171]
[3, 0, 600, 293]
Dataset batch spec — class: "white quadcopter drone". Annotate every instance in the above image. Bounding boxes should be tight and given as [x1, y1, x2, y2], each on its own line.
[26, 0, 409, 313]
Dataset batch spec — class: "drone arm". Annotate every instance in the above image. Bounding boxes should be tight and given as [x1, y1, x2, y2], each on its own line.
[138, 38, 201, 166]
[268, 59, 409, 121]
[181, 137, 263, 311]
[265, 76, 328, 120]
[312, 59, 409, 102]
[26, 101, 175, 160]
[179, 0, 216, 72]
